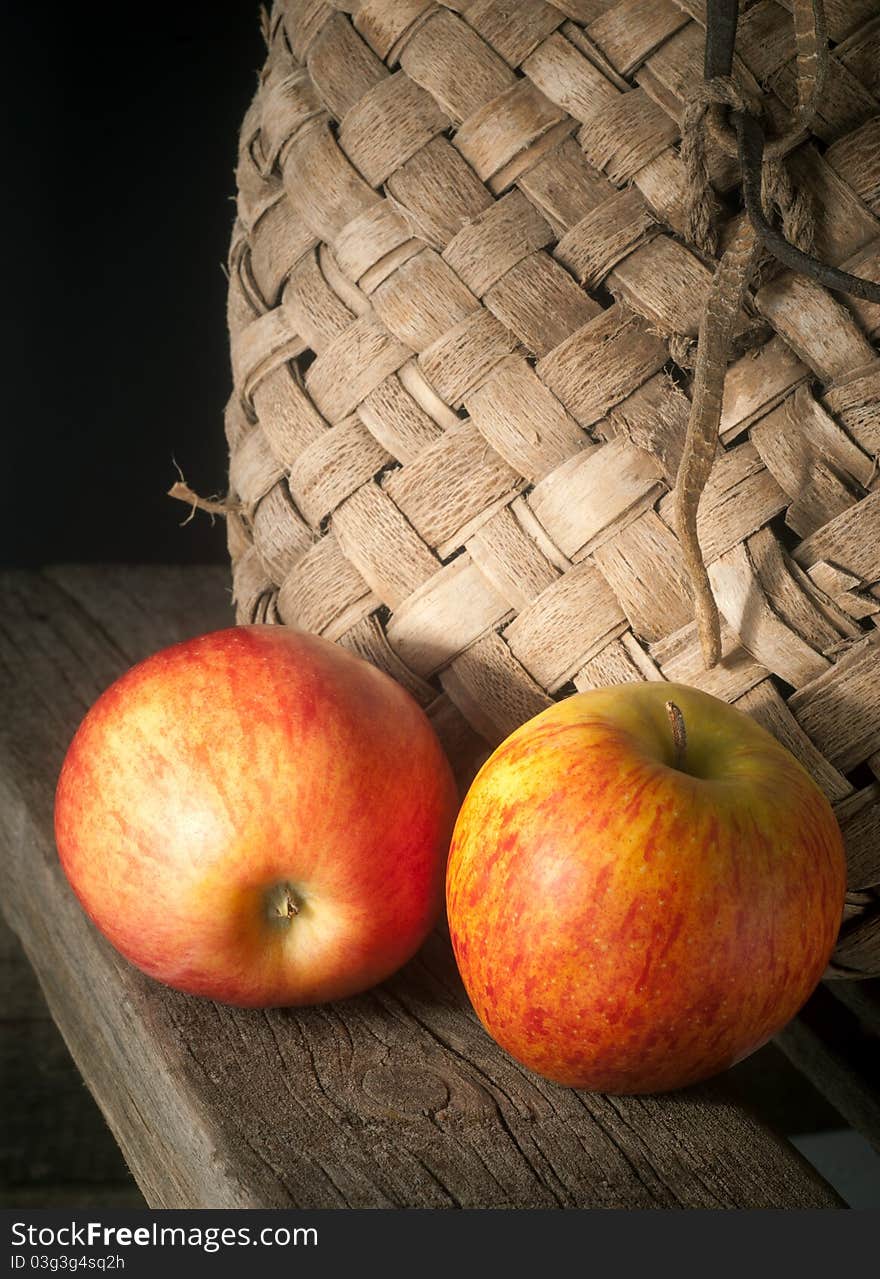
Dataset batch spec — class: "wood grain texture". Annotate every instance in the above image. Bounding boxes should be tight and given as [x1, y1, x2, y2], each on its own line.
[0, 567, 844, 1209]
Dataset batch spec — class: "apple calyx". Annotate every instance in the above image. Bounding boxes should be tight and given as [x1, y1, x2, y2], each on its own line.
[665, 700, 687, 772]
[266, 882, 300, 923]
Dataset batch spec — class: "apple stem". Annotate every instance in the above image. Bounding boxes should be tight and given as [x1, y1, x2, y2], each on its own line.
[665, 700, 687, 771]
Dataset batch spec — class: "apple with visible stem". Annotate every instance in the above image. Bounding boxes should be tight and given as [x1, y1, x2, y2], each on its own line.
[446, 682, 846, 1094]
[55, 626, 458, 1007]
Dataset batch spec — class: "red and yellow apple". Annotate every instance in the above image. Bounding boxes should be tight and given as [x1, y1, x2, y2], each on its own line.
[55, 625, 458, 1006]
[446, 682, 846, 1094]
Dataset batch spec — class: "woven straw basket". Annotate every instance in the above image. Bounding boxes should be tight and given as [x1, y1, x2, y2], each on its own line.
[223, 0, 880, 979]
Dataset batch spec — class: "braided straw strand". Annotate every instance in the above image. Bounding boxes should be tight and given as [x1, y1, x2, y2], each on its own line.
[674, 220, 760, 668]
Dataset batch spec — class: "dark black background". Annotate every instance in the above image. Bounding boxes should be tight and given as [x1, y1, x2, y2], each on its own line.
[6, 4, 264, 567]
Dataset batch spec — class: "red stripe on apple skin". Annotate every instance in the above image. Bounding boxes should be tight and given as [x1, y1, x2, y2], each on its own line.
[447, 683, 847, 1095]
[55, 626, 458, 1007]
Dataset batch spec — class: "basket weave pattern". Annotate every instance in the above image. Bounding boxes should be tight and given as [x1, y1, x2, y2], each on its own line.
[225, 0, 880, 977]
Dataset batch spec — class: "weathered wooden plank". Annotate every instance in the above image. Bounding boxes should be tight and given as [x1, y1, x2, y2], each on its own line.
[0, 912, 143, 1204]
[776, 983, 880, 1152]
[0, 567, 843, 1208]
[0, 1012, 143, 1200]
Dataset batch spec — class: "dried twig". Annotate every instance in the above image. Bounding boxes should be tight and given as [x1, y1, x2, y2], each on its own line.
[167, 463, 241, 526]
